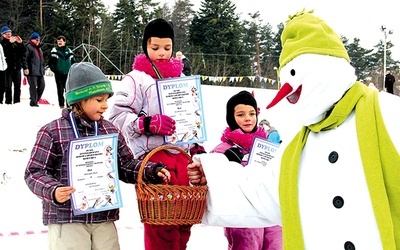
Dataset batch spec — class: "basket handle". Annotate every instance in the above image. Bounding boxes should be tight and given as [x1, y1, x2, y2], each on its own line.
[138, 145, 193, 184]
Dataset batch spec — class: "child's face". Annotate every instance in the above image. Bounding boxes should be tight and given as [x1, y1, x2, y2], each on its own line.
[81, 93, 110, 121]
[234, 104, 257, 133]
[147, 37, 173, 62]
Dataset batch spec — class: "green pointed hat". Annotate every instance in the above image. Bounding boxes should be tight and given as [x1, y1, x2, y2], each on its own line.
[279, 10, 350, 69]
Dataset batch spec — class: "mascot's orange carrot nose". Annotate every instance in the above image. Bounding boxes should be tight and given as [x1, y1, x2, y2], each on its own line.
[266, 83, 293, 109]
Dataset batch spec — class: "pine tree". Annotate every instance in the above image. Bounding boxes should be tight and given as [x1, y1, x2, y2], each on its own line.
[189, 0, 250, 80]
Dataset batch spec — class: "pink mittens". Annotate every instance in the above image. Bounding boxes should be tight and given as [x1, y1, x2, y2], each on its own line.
[138, 114, 176, 136]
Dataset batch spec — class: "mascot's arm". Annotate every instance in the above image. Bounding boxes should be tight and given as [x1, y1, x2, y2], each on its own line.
[193, 153, 281, 227]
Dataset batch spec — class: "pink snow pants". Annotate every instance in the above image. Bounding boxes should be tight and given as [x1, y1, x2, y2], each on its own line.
[225, 225, 282, 250]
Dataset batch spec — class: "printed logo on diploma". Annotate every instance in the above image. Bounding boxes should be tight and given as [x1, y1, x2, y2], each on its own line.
[156, 75, 207, 145]
[68, 134, 122, 215]
[247, 137, 280, 167]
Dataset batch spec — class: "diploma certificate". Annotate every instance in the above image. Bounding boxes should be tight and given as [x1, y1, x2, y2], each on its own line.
[68, 133, 123, 215]
[247, 137, 280, 167]
[156, 75, 207, 145]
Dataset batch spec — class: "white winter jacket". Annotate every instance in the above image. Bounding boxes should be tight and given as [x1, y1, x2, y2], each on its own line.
[109, 70, 191, 158]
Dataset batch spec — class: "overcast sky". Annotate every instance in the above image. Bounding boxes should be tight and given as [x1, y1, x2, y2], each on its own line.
[103, 0, 400, 61]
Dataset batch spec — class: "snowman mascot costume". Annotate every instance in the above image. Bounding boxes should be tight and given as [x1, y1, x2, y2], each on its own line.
[189, 10, 400, 249]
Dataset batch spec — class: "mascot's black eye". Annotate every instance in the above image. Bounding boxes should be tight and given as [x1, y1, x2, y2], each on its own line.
[290, 69, 295, 76]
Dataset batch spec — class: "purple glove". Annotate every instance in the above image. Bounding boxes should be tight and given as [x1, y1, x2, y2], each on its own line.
[138, 114, 176, 136]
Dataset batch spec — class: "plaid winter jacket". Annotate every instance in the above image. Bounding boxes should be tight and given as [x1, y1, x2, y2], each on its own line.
[25, 109, 164, 225]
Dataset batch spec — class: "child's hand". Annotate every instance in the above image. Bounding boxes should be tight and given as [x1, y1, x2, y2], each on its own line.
[188, 162, 207, 185]
[54, 186, 76, 203]
[157, 168, 170, 183]
[190, 143, 207, 156]
[138, 114, 176, 136]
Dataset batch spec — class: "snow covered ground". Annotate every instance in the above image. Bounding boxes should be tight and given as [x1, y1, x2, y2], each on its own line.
[0, 75, 299, 249]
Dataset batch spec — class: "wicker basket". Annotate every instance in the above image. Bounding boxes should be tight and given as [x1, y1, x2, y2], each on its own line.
[135, 145, 208, 225]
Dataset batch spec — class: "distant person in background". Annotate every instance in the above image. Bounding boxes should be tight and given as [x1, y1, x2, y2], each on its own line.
[384, 70, 395, 94]
[23, 32, 45, 107]
[48, 35, 76, 108]
[176, 51, 191, 76]
[0, 25, 26, 104]
[0, 43, 7, 104]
